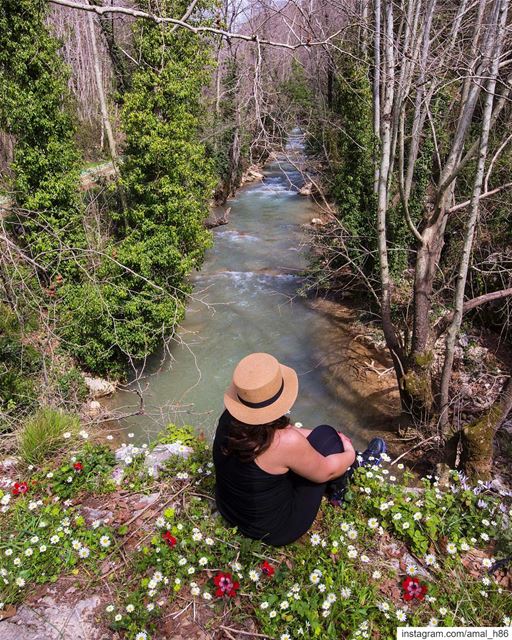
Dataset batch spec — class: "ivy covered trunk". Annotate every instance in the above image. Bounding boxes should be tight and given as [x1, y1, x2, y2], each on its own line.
[57, 0, 217, 376]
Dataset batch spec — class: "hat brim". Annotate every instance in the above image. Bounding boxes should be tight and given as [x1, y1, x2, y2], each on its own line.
[223, 364, 299, 425]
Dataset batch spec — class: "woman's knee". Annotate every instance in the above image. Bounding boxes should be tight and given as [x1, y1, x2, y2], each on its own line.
[307, 424, 344, 456]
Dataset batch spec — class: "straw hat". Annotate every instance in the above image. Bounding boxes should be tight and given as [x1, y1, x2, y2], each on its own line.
[224, 353, 299, 425]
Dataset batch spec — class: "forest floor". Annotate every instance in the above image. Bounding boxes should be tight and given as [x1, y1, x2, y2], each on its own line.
[0, 424, 511, 640]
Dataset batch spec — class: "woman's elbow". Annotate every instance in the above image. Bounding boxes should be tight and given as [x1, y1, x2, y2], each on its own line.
[324, 451, 356, 481]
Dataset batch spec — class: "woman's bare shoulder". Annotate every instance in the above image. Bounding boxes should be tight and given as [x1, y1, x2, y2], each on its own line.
[274, 427, 308, 450]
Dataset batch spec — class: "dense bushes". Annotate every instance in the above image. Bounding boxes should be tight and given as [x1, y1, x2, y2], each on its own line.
[0, 306, 41, 425]
[0, 0, 84, 278]
[1, 0, 217, 379]
[55, 1, 216, 376]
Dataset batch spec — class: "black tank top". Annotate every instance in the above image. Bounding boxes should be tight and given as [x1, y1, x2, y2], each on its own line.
[213, 410, 294, 542]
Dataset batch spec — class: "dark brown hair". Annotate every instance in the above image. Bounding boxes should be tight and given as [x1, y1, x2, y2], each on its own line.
[222, 414, 291, 462]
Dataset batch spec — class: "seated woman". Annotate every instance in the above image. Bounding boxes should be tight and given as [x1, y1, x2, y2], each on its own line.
[213, 352, 386, 546]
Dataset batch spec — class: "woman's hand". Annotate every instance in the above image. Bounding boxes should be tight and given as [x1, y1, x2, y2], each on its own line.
[339, 432, 355, 453]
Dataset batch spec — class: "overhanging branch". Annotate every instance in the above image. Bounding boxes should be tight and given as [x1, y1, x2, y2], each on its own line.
[435, 287, 512, 338]
[47, 0, 344, 51]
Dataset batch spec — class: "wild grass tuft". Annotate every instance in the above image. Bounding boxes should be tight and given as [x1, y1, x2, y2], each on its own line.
[18, 407, 79, 465]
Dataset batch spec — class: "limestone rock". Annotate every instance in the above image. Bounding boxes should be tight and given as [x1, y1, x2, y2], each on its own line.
[144, 443, 194, 478]
[86, 400, 102, 415]
[242, 166, 264, 184]
[83, 376, 115, 398]
[299, 182, 314, 196]
[0, 594, 104, 640]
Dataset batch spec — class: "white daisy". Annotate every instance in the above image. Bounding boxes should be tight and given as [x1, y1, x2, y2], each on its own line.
[309, 572, 320, 584]
[99, 536, 111, 548]
[78, 547, 90, 558]
[310, 533, 321, 546]
[126, 604, 135, 613]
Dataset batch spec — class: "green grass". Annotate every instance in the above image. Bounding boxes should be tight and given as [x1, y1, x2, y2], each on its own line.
[1, 422, 511, 640]
[18, 407, 80, 465]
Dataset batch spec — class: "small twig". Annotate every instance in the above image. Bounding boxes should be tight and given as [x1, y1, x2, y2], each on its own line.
[390, 435, 440, 465]
[220, 626, 275, 639]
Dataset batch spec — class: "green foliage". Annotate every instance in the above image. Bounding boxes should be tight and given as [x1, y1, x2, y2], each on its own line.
[1, 426, 511, 638]
[0, 0, 84, 279]
[57, 0, 216, 376]
[280, 59, 313, 115]
[41, 443, 117, 498]
[18, 407, 80, 465]
[0, 497, 117, 606]
[309, 59, 377, 287]
[0, 305, 41, 423]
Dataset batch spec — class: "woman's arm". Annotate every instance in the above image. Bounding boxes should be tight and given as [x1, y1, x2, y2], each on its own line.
[278, 429, 356, 483]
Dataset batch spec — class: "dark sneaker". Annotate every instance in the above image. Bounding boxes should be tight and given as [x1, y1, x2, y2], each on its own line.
[358, 437, 386, 467]
[327, 485, 347, 507]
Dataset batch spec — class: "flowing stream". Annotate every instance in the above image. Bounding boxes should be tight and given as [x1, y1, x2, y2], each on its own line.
[108, 130, 395, 448]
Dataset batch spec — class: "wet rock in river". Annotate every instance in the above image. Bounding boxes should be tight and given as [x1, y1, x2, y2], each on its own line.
[83, 376, 115, 398]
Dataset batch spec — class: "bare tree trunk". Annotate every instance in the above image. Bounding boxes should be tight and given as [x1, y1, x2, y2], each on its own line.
[376, 0, 406, 400]
[372, 0, 381, 194]
[86, 1, 127, 210]
[439, 0, 509, 435]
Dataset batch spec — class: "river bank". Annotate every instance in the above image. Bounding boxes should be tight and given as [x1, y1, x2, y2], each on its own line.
[0, 424, 510, 640]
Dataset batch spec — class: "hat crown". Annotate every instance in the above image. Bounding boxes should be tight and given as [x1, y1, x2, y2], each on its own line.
[233, 353, 283, 404]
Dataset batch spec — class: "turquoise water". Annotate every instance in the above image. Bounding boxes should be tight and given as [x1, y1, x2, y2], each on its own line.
[107, 132, 388, 447]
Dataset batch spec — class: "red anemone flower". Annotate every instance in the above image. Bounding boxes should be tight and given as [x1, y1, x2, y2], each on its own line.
[213, 572, 240, 598]
[402, 576, 427, 601]
[261, 561, 275, 577]
[162, 531, 177, 547]
[12, 482, 28, 496]
[73, 462, 83, 472]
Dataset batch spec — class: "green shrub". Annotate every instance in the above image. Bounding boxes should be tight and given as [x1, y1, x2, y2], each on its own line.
[18, 408, 79, 465]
